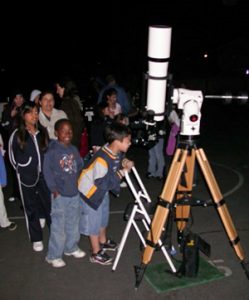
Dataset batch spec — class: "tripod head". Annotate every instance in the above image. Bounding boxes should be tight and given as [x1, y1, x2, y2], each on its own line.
[172, 88, 203, 136]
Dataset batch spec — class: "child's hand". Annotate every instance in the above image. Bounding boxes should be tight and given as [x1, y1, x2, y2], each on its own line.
[122, 158, 134, 172]
[11, 106, 18, 117]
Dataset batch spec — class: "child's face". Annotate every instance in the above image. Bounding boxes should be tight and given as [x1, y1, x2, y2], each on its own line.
[102, 107, 109, 116]
[107, 94, 117, 106]
[14, 95, 24, 107]
[55, 122, 73, 146]
[118, 135, 132, 153]
[24, 107, 39, 127]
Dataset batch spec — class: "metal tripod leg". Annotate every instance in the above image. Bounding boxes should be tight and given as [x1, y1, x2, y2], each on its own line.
[113, 167, 176, 273]
[112, 203, 141, 271]
[196, 148, 246, 261]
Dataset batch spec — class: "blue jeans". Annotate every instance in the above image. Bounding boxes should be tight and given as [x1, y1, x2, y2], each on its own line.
[79, 192, 110, 236]
[47, 194, 81, 260]
[148, 138, 165, 177]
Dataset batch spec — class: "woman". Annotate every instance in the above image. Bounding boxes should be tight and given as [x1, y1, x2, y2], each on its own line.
[55, 77, 84, 149]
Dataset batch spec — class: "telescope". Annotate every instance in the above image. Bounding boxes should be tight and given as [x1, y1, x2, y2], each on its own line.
[131, 26, 204, 145]
[134, 24, 249, 290]
[129, 25, 171, 148]
[131, 25, 249, 148]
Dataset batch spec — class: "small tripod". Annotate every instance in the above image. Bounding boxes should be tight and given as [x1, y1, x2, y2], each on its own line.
[112, 167, 176, 273]
[135, 136, 249, 288]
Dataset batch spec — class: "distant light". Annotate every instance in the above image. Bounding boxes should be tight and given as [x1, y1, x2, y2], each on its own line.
[246, 69, 249, 75]
[203, 53, 208, 59]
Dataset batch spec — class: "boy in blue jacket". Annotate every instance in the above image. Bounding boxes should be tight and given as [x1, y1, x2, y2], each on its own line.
[43, 119, 85, 268]
[78, 122, 133, 265]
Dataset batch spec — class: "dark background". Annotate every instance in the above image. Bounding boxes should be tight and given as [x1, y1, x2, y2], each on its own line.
[0, 0, 249, 99]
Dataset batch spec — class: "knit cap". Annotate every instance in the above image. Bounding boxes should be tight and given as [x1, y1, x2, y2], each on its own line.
[30, 89, 41, 102]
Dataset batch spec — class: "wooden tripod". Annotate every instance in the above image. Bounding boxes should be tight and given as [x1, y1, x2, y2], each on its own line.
[135, 138, 249, 288]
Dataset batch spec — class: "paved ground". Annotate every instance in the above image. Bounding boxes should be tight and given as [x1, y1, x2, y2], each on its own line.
[1, 101, 249, 299]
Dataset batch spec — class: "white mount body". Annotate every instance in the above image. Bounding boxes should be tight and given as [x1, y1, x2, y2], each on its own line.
[172, 88, 203, 136]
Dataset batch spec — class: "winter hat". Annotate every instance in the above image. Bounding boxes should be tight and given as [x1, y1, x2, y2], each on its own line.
[30, 89, 41, 102]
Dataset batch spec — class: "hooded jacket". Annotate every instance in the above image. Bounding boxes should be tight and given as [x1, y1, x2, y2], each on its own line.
[78, 145, 123, 210]
[8, 129, 45, 186]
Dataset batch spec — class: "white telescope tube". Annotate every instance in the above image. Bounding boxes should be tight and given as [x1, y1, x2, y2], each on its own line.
[146, 25, 172, 121]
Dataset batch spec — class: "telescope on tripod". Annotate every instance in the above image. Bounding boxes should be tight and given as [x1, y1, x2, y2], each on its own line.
[133, 25, 249, 289]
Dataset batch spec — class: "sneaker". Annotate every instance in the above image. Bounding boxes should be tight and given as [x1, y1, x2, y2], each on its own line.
[89, 250, 113, 265]
[46, 257, 66, 268]
[170, 245, 177, 256]
[146, 172, 154, 179]
[64, 249, 86, 258]
[8, 197, 16, 202]
[33, 241, 44, 252]
[8, 222, 17, 231]
[100, 239, 118, 251]
[120, 181, 128, 188]
[39, 218, 46, 229]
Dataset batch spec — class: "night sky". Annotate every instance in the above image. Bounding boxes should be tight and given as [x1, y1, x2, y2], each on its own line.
[0, 0, 248, 97]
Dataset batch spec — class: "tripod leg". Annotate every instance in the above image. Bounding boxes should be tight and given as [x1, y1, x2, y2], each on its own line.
[135, 149, 188, 288]
[175, 149, 195, 234]
[112, 204, 138, 271]
[196, 148, 249, 278]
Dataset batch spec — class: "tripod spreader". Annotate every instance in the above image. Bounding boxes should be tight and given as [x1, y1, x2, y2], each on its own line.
[176, 193, 213, 207]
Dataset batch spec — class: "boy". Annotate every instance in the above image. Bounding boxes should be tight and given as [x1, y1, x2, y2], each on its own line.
[43, 119, 85, 268]
[78, 122, 133, 265]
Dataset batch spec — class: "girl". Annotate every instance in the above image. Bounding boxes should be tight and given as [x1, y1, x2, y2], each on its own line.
[8, 102, 51, 252]
[104, 88, 122, 119]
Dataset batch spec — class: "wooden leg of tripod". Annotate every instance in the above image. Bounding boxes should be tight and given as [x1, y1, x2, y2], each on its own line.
[175, 148, 195, 233]
[141, 148, 188, 265]
[196, 148, 245, 261]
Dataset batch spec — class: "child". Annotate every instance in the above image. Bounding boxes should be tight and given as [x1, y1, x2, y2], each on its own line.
[165, 107, 180, 172]
[90, 101, 113, 154]
[43, 119, 85, 268]
[0, 134, 17, 231]
[2, 91, 25, 203]
[146, 120, 166, 180]
[8, 102, 51, 251]
[114, 113, 129, 126]
[78, 122, 133, 265]
[104, 88, 122, 119]
[114, 113, 130, 188]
